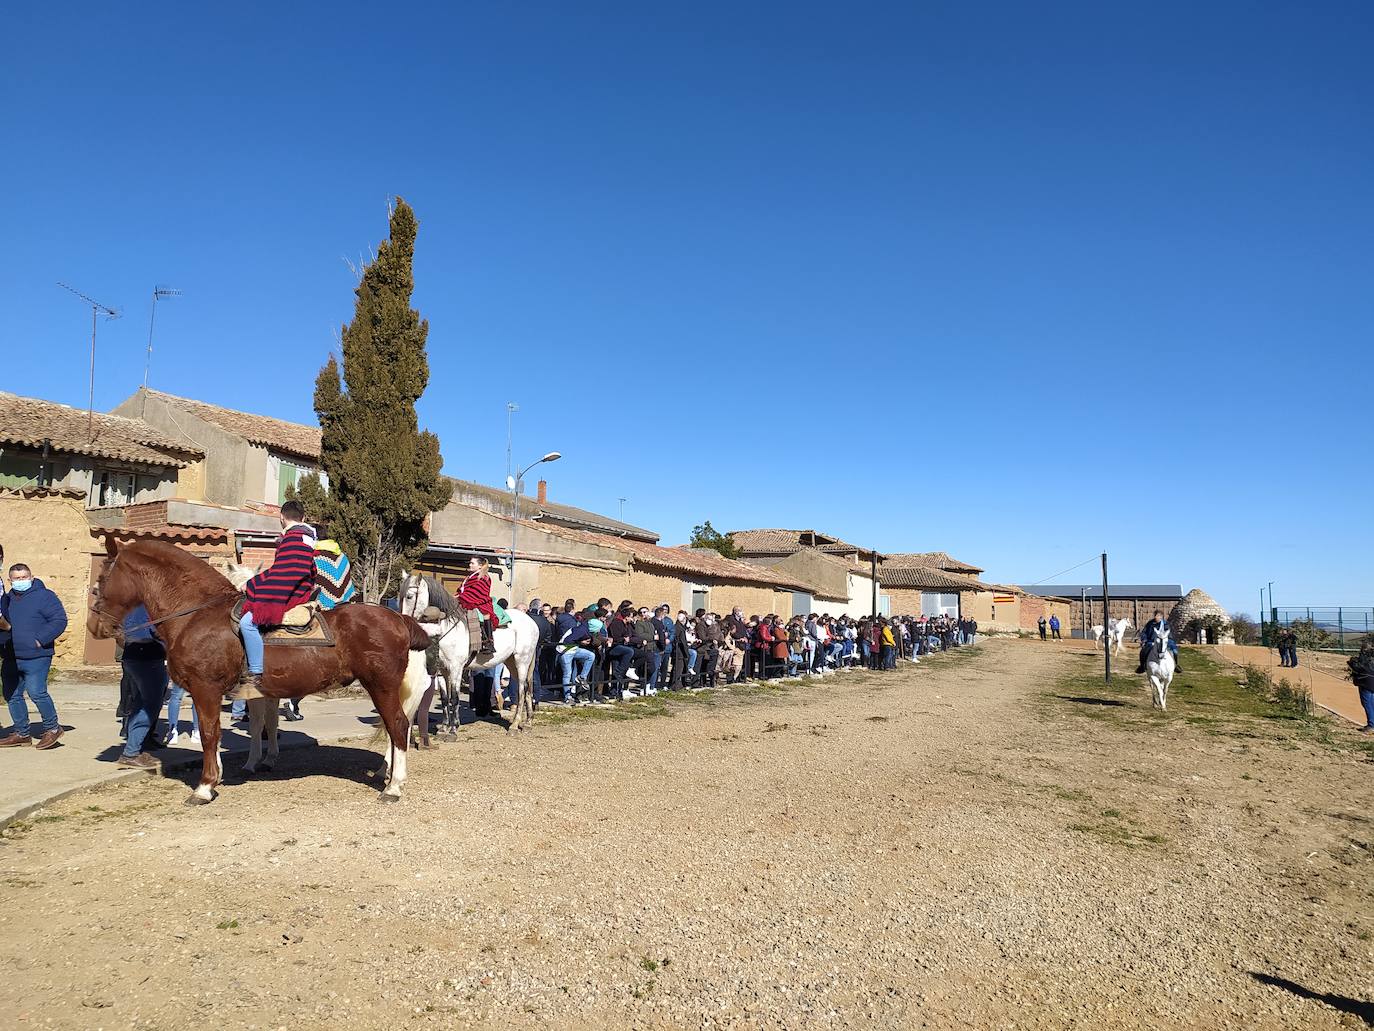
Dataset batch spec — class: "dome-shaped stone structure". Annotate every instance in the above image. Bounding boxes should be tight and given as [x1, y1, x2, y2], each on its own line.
[1171, 588, 1233, 644]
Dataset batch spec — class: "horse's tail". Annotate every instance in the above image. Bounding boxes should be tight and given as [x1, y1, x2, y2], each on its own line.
[399, 614, 431, 651]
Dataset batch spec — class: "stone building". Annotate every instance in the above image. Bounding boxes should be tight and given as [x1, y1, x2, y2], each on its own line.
[1171, 588, 1234, 644]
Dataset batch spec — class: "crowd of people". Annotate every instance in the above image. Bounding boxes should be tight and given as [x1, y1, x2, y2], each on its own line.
[488, 598, 981, 707]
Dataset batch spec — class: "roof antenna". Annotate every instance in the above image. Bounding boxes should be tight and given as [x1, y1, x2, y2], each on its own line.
[143, 286, 182, 407]
[57, 282, 120, 442]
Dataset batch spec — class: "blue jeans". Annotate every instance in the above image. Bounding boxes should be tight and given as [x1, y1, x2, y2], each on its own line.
[1359, 688, 1374, 729]
[239, 610, 264, 674]
[122, 656, 167, 758]
[3, 653, 59, 736]
[559, 647, 594, 700]
[166, 682, 200, 735]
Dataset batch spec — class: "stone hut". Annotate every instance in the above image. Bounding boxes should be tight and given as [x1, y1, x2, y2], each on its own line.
[1171, 588, 1234, 644]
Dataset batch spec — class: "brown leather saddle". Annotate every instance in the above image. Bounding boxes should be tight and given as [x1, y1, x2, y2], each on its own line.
[231, 597, 335, 647]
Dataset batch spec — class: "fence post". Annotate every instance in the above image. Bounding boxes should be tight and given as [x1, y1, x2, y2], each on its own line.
[1338, 607, 1344, 652]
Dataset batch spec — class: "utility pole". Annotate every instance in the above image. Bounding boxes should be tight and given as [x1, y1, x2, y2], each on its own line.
[143, 285, 181, 396]
[58, 283, 120, 442]
[618, 497, 627, 522]
[871, 550, 878, 617]
[1102, 552, 1111, 683]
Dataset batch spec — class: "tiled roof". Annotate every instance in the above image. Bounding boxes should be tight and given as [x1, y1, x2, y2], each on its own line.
[729, 528, 881, 560]
[448, 478, 659, 542]
[520, 519, 815, 591]
[885, 551, 984, 574]
[0, 392, 203, 467]
[880, 565, 995, 591]
[142, 389, 321, 460]
[98, 525, 230, 544]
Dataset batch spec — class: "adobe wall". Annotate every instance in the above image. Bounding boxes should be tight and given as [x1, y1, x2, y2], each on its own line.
[0, 492, 100, 669]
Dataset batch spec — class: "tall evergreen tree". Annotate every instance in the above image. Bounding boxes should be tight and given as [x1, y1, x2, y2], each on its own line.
[292, 198, 451, 600]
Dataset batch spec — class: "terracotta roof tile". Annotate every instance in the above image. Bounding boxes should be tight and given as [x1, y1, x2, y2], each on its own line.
[0, 392, 202, 467]
[879, 565, 995, 591]
[884, 551, 984, 574]
[143, 389, 321, 460]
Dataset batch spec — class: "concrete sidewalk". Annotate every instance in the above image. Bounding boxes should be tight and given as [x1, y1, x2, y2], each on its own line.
[1210, 643, 1366, 725]
[0, 682, 388, 828]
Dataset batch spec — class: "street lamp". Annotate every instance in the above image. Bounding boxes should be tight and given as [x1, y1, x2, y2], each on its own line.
[507, 451, 561, 600]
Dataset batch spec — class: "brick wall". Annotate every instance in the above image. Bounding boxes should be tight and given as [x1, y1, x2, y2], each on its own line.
[238, 545, 276, 574]
[705, 583, 786, 619]
[1020, 595, 1073, 631]
[123, 500, 170, 530]
[1067, 597, 1171, 632]
[531, 562, 633, 611]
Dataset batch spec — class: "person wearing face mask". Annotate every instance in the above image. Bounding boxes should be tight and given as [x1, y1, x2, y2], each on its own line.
[0, 562, 69, 749]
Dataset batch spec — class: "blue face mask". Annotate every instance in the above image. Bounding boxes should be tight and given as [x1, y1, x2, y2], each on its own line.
[10, 579, 33, 593]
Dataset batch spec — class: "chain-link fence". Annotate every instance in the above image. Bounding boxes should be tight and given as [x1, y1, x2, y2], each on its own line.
[1265, 607, 1374, 653]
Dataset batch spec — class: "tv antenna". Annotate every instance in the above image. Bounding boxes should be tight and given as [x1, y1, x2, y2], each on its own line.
[57, 282, 120, 442]
[618, 497, 627, 521]
[143, 285, 181, 393]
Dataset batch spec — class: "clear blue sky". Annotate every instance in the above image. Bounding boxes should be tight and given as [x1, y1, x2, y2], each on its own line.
[4, 2, 1371, 615]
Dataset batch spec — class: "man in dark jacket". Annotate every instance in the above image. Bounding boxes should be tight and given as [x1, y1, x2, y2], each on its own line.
[0, 563, 68, 749]
[1136, 610, 1181, 674]
[1347, 643, 1374, 732]
[526, 598, 554, 700]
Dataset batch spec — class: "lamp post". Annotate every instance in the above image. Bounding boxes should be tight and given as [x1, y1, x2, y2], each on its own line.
[507, 451, 561, 601]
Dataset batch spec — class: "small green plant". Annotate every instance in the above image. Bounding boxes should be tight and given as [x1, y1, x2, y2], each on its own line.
[639, 956, 658, 972]
[216, 919, 239, 930]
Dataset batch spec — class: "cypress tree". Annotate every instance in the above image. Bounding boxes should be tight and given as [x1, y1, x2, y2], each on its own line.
[293, 198, 451, 600]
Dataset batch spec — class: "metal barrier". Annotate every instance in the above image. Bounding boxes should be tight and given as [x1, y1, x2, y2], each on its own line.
[1266, 607, 1374, 653]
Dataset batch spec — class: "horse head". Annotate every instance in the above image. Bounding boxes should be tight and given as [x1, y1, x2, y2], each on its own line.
[1152, 626, 1171, 661]
[88, 537, 139, 641]
[398, 570, 429, 620]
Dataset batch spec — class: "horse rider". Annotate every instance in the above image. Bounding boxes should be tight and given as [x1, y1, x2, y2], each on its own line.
[313, 539, 357, 610]
[458, 556, 499, 659]
[1135, 608, 1181, 674]
[238, 500, 317, 695]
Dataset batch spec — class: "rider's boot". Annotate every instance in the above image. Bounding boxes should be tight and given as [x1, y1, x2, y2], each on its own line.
[477, 619, 495, 660]
[233, 670, 264, 700]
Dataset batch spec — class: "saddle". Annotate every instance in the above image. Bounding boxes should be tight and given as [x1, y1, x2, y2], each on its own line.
[231, 598, 336, 647]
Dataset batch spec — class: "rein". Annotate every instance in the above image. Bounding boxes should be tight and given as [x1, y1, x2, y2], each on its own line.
[96, 593, 241, 636]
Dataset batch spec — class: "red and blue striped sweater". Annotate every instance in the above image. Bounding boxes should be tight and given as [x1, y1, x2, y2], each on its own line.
[244, 523, 318, 626]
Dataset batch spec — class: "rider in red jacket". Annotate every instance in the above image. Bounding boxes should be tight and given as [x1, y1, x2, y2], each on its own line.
[458, 557, 497, 657]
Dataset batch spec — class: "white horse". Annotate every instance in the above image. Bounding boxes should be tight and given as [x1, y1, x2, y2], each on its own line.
[1144, 626, 1176, 710]
[1093, 618, 1133, 654]
[399, 572, 541, 734]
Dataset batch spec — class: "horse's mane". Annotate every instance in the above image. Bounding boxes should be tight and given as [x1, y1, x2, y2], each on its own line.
[121, 540, 235, 598]
[417, 573, 462, 619]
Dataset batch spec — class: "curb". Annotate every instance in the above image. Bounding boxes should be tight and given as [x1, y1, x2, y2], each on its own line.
[0, 730, 369, 832]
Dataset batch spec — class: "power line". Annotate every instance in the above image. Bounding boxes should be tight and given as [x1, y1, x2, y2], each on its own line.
[1027, 558, 1099, 588]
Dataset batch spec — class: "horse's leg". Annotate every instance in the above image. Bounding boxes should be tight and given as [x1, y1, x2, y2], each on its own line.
[243, 697, 266, 773]
[377, 650, 425, 801]
[416, 681, 437, 748]
[503, 653, 524, 734]
[262, 701, 280, 770]
[188, 689, 223, 805]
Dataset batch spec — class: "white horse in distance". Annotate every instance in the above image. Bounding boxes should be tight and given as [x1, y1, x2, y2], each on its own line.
[1091, 618, 1133, 655]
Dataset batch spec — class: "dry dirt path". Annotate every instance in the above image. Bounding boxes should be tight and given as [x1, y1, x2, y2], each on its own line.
[0, 639, 1370, 1030]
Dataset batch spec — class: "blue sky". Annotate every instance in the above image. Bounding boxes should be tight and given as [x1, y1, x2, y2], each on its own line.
[4, 2, 1371, 614]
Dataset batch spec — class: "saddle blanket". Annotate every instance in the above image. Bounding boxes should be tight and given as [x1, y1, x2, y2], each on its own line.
[232, 598, 336, 647]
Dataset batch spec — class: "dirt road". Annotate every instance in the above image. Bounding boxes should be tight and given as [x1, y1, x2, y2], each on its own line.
[1, 640, 1370, 1029]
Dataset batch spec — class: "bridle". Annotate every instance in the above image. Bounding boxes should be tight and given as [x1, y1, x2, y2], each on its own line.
[90, 550, 239, 637]
[402, 573, 463, 644]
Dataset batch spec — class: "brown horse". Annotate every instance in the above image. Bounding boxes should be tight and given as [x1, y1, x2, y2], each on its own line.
[88, 537, 430, 805]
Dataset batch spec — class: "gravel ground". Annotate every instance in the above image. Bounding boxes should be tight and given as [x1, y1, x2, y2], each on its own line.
[0, 638, 1370, 1030]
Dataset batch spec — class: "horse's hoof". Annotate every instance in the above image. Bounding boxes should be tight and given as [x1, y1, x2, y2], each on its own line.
[442, 734, 458, 743]
[184, 793, 213, 806]
[258, 763, 273, 774]
[378, 792, 401, 804]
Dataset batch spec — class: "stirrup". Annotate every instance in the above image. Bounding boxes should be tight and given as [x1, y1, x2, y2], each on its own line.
[232, 671, 265, 701]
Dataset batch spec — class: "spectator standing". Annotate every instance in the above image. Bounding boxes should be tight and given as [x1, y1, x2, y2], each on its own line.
[163, 681, 200, 746]
[115, 605, 167, 769]
[1049, 614, 1061, 640]
[1346, 642, 1374, 733]
[1038, 615, 1048, 641]
[0, 562, 68, 749]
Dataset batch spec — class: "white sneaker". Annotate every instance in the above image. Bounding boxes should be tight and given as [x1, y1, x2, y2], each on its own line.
[189, 731, 202, 746]
[623, 689, 639, 699]
[164, 725, 179, 745]
[645, 686, 658, 696]
[626, 669, 640, 682]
